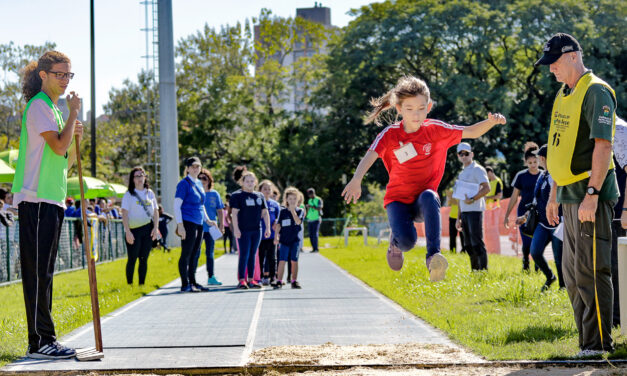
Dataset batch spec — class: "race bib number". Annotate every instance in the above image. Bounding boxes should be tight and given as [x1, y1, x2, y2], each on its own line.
[246, 199, 255, 206]
[281, 219, 291, 227]
[393, 142, 417, 163]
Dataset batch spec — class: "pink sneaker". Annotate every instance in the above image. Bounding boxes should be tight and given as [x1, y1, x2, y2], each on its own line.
[387, 242, 404, 271]
[426, 253, 448, 282]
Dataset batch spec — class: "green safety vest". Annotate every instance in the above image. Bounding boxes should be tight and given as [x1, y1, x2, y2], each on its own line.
[12, 92, 68, 203]
[306, 197, 322, 221]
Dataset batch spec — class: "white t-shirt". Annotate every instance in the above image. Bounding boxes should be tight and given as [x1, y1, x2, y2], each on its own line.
[457, 161, 489, 213]
[121, 188, 157, 229]
[13, 99, 66, 209]
[613, 117, 627, 169]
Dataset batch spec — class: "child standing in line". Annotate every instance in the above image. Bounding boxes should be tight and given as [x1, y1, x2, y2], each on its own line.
[274, 187, 305, 289]
[230, 171, 271, 289]
[342, 75, 506, 281]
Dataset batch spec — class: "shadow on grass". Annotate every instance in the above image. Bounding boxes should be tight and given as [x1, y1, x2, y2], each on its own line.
[0, 353, 20, 366]
[504, 325, 576, 344]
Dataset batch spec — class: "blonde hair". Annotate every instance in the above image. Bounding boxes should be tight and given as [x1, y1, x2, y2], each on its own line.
[282, 186, 303, 207]
[238, 171, 258, 187]
[365, 75, 431, 126]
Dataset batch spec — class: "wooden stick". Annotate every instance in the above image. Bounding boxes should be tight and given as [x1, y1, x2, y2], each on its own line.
[75, 137, 103, 352]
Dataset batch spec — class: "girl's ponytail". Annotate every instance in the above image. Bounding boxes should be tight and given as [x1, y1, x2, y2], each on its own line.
[365, 90, 394, 126]
[365, 76, 431, 127]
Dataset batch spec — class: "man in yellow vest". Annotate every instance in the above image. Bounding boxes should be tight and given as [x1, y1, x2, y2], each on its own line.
[539, 33, 618, 357]
[12, 51, 83, 359]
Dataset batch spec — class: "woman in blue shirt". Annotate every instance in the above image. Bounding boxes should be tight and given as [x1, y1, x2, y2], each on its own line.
[258, 180, 280, 286]
[274, 187, 305, 289]
[230, 171, 270, 289]
[174, 157, 217, 292]
[504, 142, 541, 271]
[199, 168, 224, 286]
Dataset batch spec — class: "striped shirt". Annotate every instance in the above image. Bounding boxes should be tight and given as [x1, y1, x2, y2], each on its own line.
[369, 119, 463, 207]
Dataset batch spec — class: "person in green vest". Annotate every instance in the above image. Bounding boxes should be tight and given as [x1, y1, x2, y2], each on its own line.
[539, 33, 618, 357]
[305, 188, 323, 252]
[12, 51, 83, 359]
[485, 166, 503, 210]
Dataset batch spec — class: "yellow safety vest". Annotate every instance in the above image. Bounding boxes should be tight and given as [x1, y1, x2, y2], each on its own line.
[486, 177, 502, 209]
[547, 73, 616, 186]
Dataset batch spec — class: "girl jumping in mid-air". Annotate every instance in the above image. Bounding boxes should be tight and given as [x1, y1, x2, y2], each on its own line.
[341, 75, 506, 281]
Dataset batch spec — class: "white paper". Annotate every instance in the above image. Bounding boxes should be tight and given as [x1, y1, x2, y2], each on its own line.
[452, 180, 480, 201]
[554, 221, 564, 242]
[209, 225, 223, 240]
[393, 143, 417, 163]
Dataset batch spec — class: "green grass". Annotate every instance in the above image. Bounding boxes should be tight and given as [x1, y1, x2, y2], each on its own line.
[320, 236, 627, 360]
[0, 247, 193, 366]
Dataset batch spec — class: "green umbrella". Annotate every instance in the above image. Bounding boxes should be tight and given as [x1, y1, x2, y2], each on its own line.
[67, 176, 114, 199]
[0, 149, 19, 168]
[0, 159, 15, 183]
[104, 183, 127, 198]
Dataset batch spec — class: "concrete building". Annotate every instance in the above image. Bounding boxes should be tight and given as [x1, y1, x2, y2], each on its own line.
[57, 96, 84, 122]
[254, 3, 333, 113]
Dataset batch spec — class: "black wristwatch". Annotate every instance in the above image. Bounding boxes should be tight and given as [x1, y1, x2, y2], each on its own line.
[586, 186, 601, 196]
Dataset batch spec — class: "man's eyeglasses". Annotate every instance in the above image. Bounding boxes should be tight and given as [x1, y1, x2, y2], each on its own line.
[47, 71, 75, 80]
[457, 151, 470, 157]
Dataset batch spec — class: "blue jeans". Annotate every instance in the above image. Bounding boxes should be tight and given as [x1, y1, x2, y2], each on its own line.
[530, 224, 564, 286]
[237, 229, 262, 280]
[202, 232, 215, 278]
[386, 190, 441, 259]
[308, 220, 320, 251]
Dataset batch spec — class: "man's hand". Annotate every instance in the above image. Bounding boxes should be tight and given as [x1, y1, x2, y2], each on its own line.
[546, 200, 560, 226]
[578, 195, 598, 222]
[463, 195, 474, 205]
[73, 120, 84, 142]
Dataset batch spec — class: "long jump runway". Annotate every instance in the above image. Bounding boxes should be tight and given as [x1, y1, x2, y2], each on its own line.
[2, 252, 457, 372]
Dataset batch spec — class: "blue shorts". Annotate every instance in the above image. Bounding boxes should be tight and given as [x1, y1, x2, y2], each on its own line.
[278, 242, 299, 262]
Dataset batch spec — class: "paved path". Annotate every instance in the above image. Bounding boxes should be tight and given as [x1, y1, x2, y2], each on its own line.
[3, 252, 457, 372]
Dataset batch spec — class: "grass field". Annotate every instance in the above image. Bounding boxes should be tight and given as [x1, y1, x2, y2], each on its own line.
[320, 236, 626, 360]
[0, 247, 189, 366]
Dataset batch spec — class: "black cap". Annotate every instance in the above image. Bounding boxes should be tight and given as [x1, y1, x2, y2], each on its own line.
[184, 156, 201, 167]
[535, 33, 581, 66]
[534, 144, 547, 157]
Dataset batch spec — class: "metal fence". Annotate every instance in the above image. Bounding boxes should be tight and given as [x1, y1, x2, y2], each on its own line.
[0, 218, 127, 283]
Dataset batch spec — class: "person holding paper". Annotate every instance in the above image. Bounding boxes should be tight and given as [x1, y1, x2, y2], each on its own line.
[341, 75, 506, 281]
[455, 143, 491, 270]
[199, 168, 224, 286]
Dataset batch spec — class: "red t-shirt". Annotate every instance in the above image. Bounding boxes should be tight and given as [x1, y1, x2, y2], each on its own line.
[369, 119, 463, 207]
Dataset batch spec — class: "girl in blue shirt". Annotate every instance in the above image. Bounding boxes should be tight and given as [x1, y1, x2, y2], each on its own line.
[274, 187, 305, 289]
[199, 168, 224, 286]
[258, 180, 280, 285]
[230, 171, 270, 289]
[174, 157, 217, 292]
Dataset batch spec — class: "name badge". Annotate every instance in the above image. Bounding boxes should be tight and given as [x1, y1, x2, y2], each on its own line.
[393, 142, 417, 163]
[281, 219, 291, 227]
[246, 199, 255, 206]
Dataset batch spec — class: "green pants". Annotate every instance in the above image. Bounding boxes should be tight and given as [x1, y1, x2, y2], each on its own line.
[562, 201, 615, 351]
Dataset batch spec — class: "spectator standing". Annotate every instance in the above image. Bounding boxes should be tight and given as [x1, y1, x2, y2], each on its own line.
[485, 167, 503, 210]
[157, 205, 173, 252]
[199, 168, 224, 286]
[455, 143, 491, 270]
[275, 187, 305, 289]
[305, 188, 323, 252]
[611, 117, 627, 328]
[121, 167, 159, 285]
[258, 180, 280, 285]
[503, 142, 541, 270]
[222, 194, 235, 253]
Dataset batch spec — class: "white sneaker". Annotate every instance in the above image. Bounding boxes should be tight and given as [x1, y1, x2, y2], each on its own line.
[576, 349, 606, 358]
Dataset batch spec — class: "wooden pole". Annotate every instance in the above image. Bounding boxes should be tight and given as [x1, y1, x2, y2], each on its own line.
[75, 136, 103, 352]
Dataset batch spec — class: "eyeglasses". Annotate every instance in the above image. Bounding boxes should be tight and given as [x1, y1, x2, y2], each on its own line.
[457, 152, 470, 157]
[134, 173, 146, 178]
[47, 71, 75, 80]
[199, 176, 208, 181]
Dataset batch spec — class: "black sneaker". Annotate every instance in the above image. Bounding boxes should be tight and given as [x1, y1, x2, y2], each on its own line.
[181, 284, 193, 293]
[291, 281, 302, 289]
[27, 342, 76, 359]
[541, 275, 557, 292]
[193, 283, 210, 292]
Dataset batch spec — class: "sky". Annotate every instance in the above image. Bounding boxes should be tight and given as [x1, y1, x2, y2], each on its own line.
[0, 0, 376, 116]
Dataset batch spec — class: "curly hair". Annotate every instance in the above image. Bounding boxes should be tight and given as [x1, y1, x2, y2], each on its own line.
[21, 51, 70, 102]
